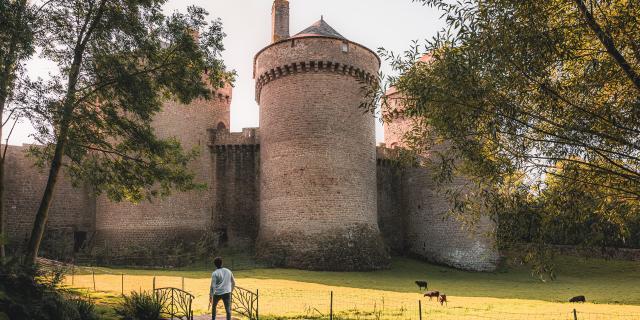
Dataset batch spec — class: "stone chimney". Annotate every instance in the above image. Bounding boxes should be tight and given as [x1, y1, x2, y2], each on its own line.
[272, 0, 290, 43]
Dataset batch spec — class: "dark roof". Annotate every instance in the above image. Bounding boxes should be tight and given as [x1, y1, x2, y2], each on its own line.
[293, 17, 346, 40]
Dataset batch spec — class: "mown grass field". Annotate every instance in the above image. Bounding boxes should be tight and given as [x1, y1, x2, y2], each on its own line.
[66, 256, 640, 319]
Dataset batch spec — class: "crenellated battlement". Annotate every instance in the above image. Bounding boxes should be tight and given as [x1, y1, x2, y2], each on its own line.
[213, 92, 232, 104]
[255, 59, 378, 102]
[213, 83, 233, 103]
[376, 144, 396, 159]
[376, 145, 400, 166]
[209, 127, 260, 149]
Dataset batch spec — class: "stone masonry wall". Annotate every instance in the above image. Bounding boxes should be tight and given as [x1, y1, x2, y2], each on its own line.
[376, 147, 406, 253]
[255, 36, 388, 270]
[210, 128, 260, 249]
[3, 145, 95, 256]
[383, 88, 413, 150]
[383, 85, 500, 271]
[94, 86, 232, 250]
[271, 0, 290, 42]
[401, 166, 500, 271]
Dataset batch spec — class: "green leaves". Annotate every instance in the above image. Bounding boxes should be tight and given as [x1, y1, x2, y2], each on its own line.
[26, 0, 233, 202]
[382, 0, 640, 276]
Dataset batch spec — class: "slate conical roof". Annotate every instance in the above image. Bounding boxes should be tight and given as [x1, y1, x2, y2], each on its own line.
[293, 17, 346, 40]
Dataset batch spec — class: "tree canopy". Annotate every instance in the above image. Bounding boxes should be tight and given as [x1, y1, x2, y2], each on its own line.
[378, 0, 640, 274]
[0, 0, 41, 261]
[18, 0, 234, 264]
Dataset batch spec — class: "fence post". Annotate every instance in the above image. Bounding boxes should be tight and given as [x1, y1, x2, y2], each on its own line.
[419, 300, 422, 320]
[92, 270, 96, 291]
[71, 265, 75, 286]
[573, 309, 578, 320]
[121, 274, 124, 295]
[182, 276, 185, 290]
[153, 276, 156, 291]
[256, 289, 259, 320]
[330, 291, 333, 320]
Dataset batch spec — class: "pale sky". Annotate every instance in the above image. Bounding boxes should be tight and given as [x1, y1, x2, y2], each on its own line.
[6, 0, 444, 145]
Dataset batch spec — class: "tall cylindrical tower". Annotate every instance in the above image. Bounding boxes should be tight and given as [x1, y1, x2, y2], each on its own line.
[254, 3, 389, 270]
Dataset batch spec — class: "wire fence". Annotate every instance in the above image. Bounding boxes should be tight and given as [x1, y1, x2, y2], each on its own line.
[43, 261, 640, 320]
[74, 253, 265, 271]
[249, 290, 637, 320]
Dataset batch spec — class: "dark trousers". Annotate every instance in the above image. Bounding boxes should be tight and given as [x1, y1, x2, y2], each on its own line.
[212, 293, 231, 320]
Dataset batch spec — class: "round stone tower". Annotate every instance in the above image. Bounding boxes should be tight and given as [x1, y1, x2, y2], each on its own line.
[94, 84, 232, 251]
[254, 1, 389, 270]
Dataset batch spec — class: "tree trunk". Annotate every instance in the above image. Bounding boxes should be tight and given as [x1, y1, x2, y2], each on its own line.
[0, 113, 4, 263]
[24, 60, 82, 265]
[1, 70, 12, 264]
[23, 0, 108, 264]
[0, 0, 28, 263]
[24, 142, 64, 265]
[574, 0, 640, 93]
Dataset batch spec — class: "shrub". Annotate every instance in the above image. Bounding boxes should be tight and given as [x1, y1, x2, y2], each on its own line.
[116, 291, 164, 320]
[72, 298, 99, 320]
[0, 258, 99, 320]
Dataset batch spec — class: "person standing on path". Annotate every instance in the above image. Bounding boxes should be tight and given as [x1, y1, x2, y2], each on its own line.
[209, 257, 236, 320]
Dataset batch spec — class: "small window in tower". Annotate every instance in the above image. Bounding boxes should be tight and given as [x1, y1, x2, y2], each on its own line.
[217, 122, 227, 131]
[291, 39, 296, 47]
[341, 42, 349, 53]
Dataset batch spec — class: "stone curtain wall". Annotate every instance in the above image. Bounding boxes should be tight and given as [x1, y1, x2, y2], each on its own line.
[2, 145, 95, 256]
[376, 148, 406, 253]
[94, 87, 232, 250]
[210, 128, 260, 249]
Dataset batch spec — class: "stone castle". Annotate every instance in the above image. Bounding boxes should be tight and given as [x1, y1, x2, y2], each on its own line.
[3, 0, 499, 271]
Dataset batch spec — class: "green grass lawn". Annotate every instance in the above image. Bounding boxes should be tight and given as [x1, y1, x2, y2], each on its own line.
[83, 254, 640, 305]
[63, 254, 640, 319]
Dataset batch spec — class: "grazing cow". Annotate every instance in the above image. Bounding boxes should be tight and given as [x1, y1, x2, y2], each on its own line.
[569, 295, 586, 303]
[439, 294, 447, 306]
[415, 280, 428, 291]
[424, 291, 440, 300]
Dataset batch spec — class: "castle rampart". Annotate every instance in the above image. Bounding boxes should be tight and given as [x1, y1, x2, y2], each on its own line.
[209, 128, 260, 248]
[253, 37, 379, 103]
[376, 147, 406, 253]
[94, 87, 232, 250]
[3, 145, 94, 257]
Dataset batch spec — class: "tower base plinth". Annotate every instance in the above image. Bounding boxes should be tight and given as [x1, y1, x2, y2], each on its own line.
[256, 224, 390, 271]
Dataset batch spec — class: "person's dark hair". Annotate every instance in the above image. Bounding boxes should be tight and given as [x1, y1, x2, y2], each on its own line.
[214, 257, 223, 269]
